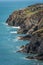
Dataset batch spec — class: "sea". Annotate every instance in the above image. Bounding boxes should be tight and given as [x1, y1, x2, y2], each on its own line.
[0, 0, 43, 65]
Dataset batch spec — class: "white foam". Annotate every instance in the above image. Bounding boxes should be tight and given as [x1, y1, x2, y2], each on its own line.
[5, 23, 8, 26]
[11, 26, 20, 29]
[3, 23, 8, 26]
[3, 23, 20, 29]
[12, 38, 18, 42]
[16, 46, 20, 49]
[10, 31, 17, 34]
[17, 37, 21, 39]
[23, 57, 32, 60]
[19, 57, 29, 60]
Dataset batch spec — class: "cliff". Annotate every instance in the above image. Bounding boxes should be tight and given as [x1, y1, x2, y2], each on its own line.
[6, 3, 43, 60]
[6, 3, 43, 34]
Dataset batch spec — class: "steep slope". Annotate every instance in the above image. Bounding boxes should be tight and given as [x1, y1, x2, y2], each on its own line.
[6, 3, 43, 60]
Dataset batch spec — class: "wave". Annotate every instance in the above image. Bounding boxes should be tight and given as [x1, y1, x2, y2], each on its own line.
[22, 57, 31, 60]
[23, 57, 38, 61]
[16, 46, 20, 50]
[11, 26, 20, 29]
[12, 38, 18, 42]
[3, 22, 20, 29]
[3, 22, 8, 26]
[10, 31, 17, 34]
[17, 37, 21, 40]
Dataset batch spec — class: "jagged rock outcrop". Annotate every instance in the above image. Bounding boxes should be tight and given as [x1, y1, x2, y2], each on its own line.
[18, 30, 43, 60]
[26, 53, 43, 60]
[6, 3, 43, 60]
[6, 3, 43, 34]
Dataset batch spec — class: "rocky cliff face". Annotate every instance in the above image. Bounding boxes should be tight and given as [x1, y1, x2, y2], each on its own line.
[6, 3, 43, 60]
[18, 31, 43, 60]
[6, 3, 43, 34]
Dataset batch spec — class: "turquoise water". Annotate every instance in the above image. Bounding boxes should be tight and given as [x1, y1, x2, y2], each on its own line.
[0, 1, 43, 65]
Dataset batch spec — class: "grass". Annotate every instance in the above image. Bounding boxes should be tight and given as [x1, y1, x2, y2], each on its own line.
[25, 9, 43, 17]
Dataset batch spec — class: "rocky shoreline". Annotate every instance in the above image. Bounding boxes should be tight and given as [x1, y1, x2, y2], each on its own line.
[6, 3, 43, 60]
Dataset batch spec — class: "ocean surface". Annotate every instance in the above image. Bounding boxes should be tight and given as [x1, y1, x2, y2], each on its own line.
[0, 1, 43, 65]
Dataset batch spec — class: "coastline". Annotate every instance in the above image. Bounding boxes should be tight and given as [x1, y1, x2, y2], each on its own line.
[6, 3, 43, 60]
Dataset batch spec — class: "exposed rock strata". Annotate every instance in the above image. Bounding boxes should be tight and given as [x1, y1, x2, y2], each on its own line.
[18, 31, 43, 60]
[6, 3, 43, 34]
[6, 3, 43, 60]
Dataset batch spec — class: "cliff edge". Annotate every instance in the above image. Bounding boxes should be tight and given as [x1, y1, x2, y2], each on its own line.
[6, 3, 43, 60]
